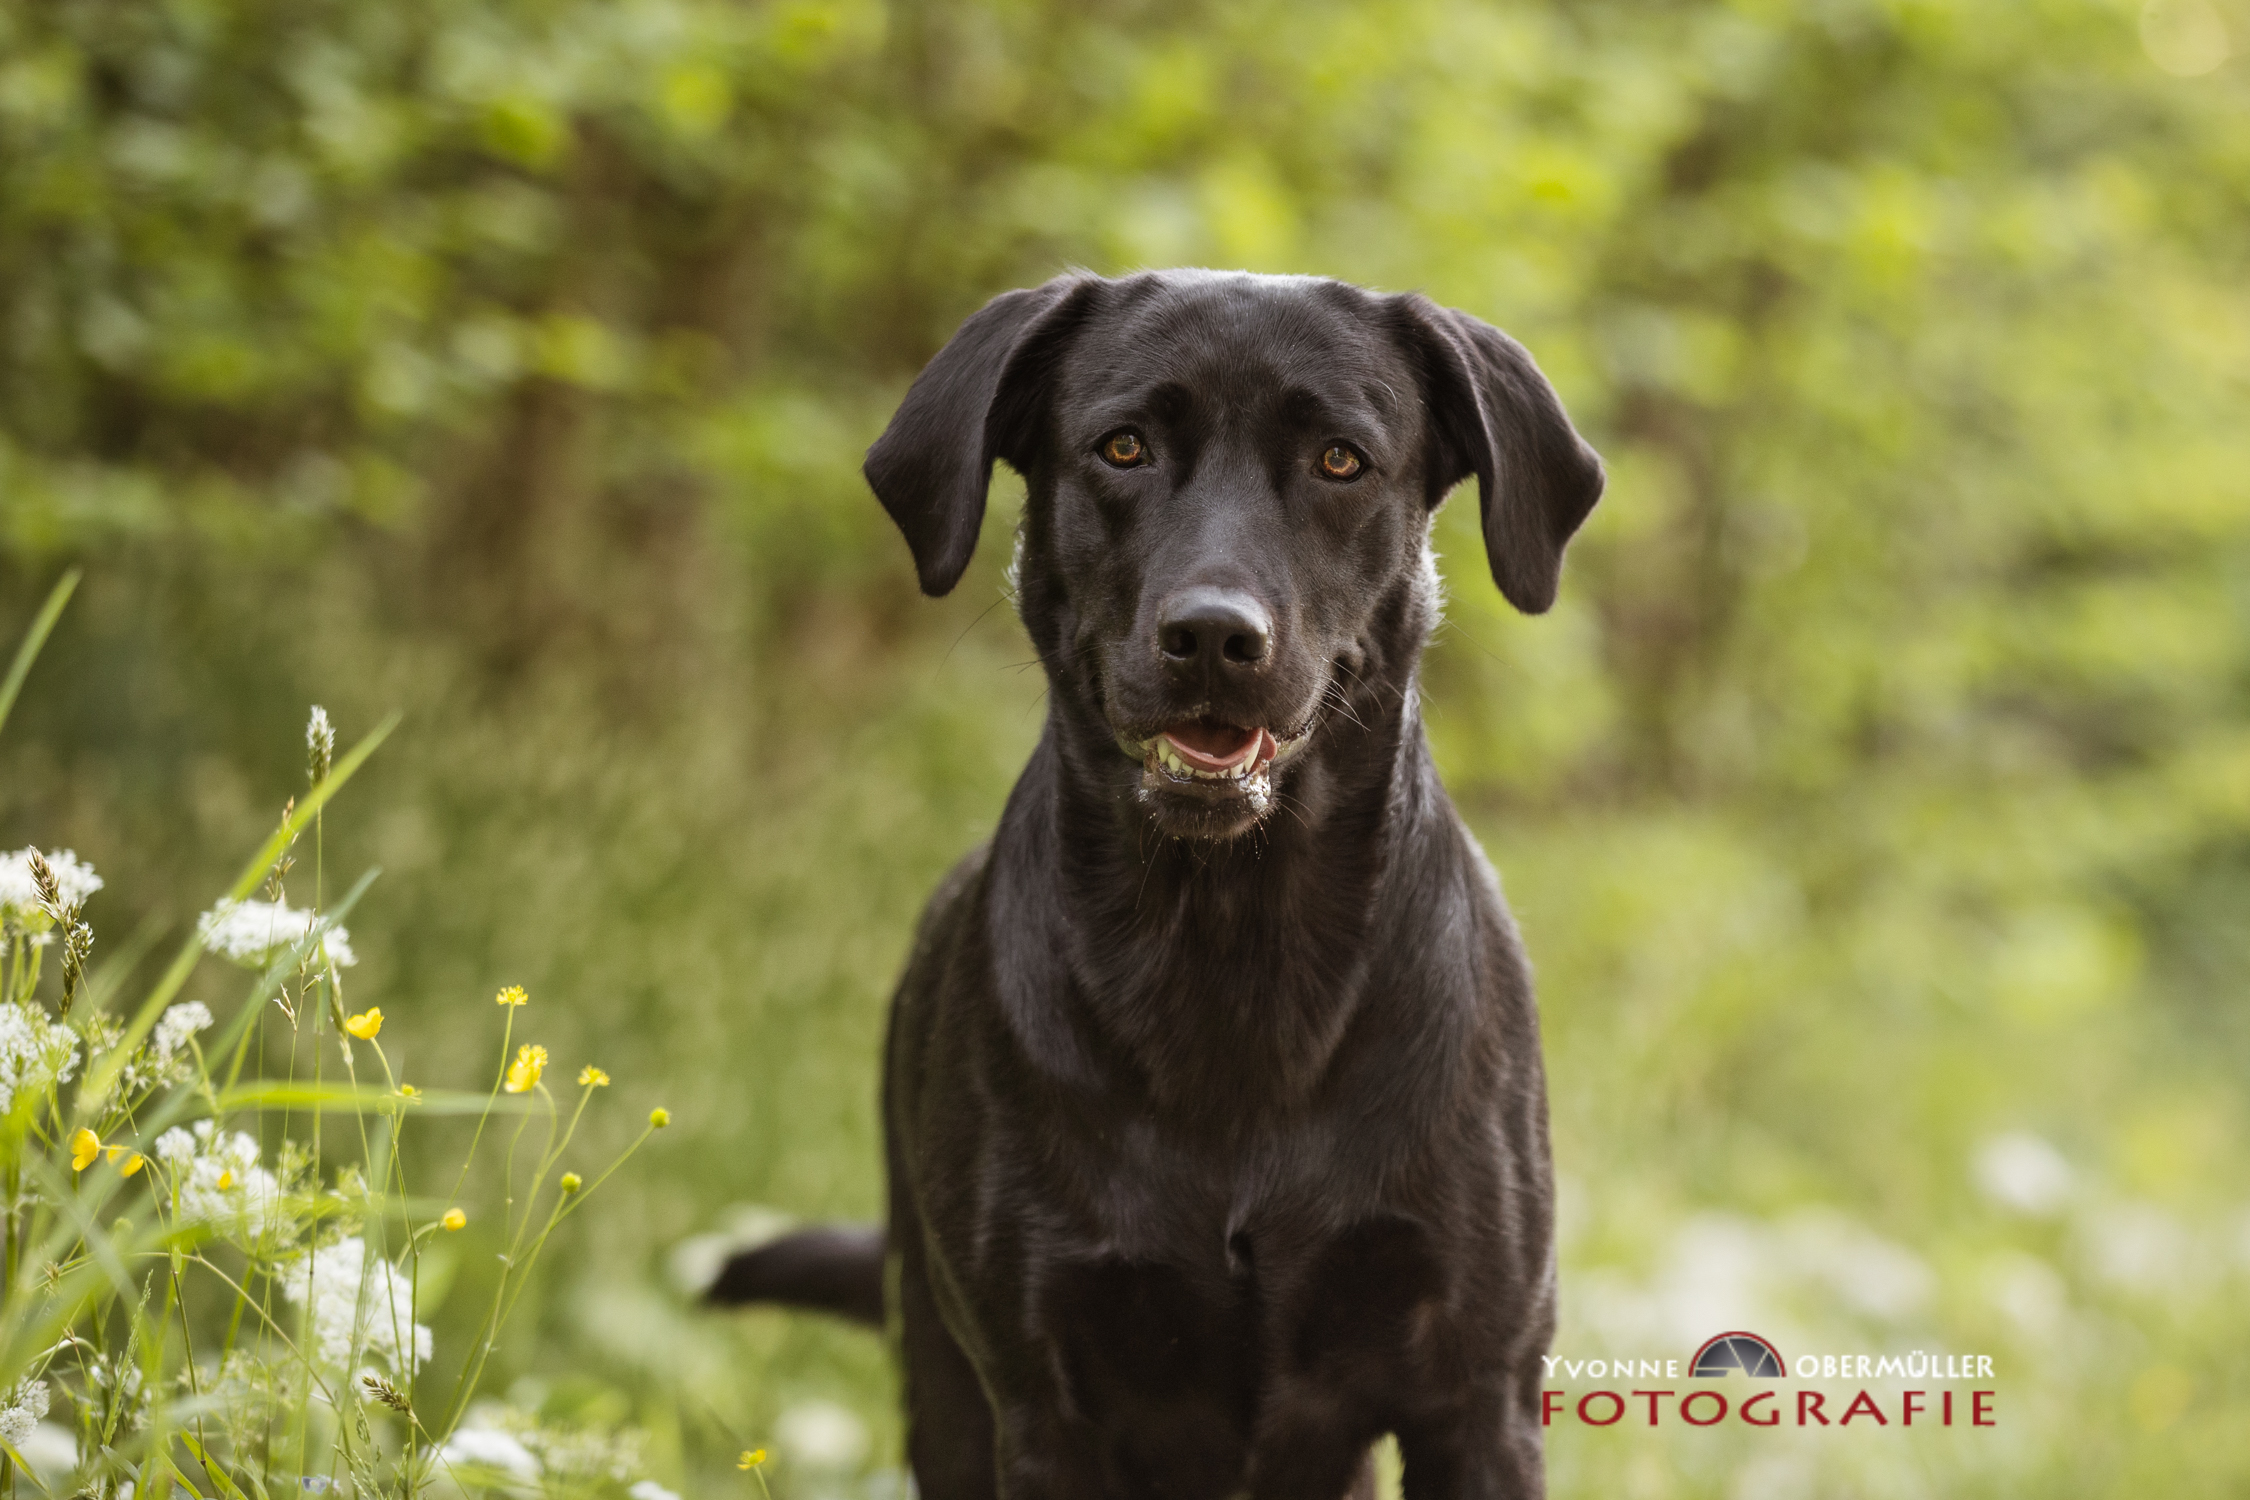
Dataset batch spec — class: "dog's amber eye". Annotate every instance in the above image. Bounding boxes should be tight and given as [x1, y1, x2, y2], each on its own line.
[1318, 445, 1363, 480]
[1100, 431, 1146, 467]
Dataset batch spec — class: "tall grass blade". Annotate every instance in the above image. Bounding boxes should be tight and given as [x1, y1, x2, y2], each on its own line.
[77, 714, 399, 1108]
[0, 566, 78, 741]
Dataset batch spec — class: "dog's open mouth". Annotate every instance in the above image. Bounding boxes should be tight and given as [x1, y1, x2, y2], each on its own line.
[1118, 719, 1310, 788]
[1152, 721, 1277, 781]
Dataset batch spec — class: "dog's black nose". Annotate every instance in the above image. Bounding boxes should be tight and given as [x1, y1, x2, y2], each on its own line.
[1158, 587, 1272, 668]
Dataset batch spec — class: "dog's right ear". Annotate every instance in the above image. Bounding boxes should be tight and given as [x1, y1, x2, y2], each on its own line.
[864, 275, 1099, 596]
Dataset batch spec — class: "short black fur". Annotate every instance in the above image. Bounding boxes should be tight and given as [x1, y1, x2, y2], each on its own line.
[709, 270, 1604, 1500]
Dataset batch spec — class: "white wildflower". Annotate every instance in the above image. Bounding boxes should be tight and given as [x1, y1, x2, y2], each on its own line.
[307, 706, 335, 778]
[280, 1236, 431, 1373]
[1975, 1131, 2074, 1216]
[628, 1482, 680, 1500]
[775, 1399, 870, 1471]
[152, 1001, 214, 1063]
[434, 1427, 540, 1481]
[0, 848, 102, 926]
[197, 1351, 287, 1451]
[0, 1375, 50, 1449]
[439, 1406, 644, 1484]
[521, 1422, 643, 1482]
[197, 899, 355, 969]
[0, 1002, 80, 1115]
[79, 1355, 146, 1437]
[17, 1421, 74, 1483]
[157, 1120, 285, 1241]
[85, 1356, 141, 1401]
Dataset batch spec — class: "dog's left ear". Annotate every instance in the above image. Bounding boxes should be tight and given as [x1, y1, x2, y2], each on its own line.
[865, 274, 1100, 597]
[1395, 296, 1606, 614]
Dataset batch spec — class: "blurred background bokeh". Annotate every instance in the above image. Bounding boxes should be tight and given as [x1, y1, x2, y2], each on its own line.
[3, 0, 2247, 1492]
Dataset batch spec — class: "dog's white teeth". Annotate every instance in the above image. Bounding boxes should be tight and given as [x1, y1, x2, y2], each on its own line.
[1148, 735, 1279, 783]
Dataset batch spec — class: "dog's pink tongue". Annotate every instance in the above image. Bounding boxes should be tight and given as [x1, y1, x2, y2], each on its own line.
[1160, 722, 1267, 771]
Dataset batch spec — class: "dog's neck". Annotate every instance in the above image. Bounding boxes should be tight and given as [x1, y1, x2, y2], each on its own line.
[996, 561, 1450, 1122]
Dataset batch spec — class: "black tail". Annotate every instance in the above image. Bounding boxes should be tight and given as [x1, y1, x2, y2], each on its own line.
[702, 1224, 886, 1326]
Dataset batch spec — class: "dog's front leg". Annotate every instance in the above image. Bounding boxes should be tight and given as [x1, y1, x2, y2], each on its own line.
[1396, 1392, 1547, 1500]
[1246, 1431, 1383, 1500]
[989, 1399, 1104, 1500]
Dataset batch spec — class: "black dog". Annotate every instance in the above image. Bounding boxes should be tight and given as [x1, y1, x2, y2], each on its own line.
[710, 270, 1604, 1499]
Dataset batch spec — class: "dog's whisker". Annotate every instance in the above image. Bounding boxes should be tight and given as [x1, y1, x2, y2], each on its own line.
[1318, 677, 1372, 735]
[1324, 686, 1371, 734]
[1133, 831, 1163, 914]
[940, 595, 1011, 673]
[1268, 789, 1316, 835]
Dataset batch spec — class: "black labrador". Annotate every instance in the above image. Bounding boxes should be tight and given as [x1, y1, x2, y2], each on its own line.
[709, 269, 1604, 1500]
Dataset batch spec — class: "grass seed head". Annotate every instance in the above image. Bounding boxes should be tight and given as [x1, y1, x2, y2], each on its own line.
[360, 1373, 411, 1413]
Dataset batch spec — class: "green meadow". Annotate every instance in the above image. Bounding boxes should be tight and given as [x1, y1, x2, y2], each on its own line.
[2, 1, 2247, 1494]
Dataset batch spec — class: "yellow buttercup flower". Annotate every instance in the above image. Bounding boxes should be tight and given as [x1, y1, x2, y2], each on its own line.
[73, 1129, 147, 1175]
[503, 1043, 547, 1093]
[397, 1083, 421, 1099]
[559, 1172, 582, 1194]
[442, 1207, 467, 1231]
[217, 1169, 235, 1191]
[577, 1065, 609, 1088]
[648, 1107, 670, 1129]
[344, 1007, 383, 1039]
[737, 1450, 766, 1470]
[495, 985, 528, 1007]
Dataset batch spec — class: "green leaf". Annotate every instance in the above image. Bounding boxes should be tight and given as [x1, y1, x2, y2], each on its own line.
[212, 1083, 534, 1116]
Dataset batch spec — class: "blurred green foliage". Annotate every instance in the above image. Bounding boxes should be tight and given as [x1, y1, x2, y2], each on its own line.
[3, 0, 2248, 1492]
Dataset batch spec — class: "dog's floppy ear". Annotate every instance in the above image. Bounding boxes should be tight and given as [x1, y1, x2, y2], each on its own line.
[1397, 296, 1606, 614]
[864, 274, 1099, 596]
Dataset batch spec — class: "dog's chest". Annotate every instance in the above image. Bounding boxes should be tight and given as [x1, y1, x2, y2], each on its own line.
[1033, 1203, 1449, 1492]
[1024, 1121, 1455, 1480]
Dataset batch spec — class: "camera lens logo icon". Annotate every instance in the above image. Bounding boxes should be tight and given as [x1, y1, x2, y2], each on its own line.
[1690, 1331, 1786, 1378]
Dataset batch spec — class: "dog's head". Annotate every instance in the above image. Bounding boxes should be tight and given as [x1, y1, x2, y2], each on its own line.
[866, 270, 1603, 840]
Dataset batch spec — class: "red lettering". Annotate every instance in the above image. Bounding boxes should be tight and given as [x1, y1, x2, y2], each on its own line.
[1839, 1390, 1888, 1426]
[1680, 1391, 1727, 1426]
[1542, 1391, 1564, 1427]
[1798, 1390, 1829, 1426]
[1631, 1390, 1675, 1425]
[1973, 1391, 1996, 1427]
[1578, 1391, 1624, 1427]
[1902, 1390, 1925, 1426]
[1739, 1391, 1779, 1427]
[1943, 1390, 1954, 1426]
